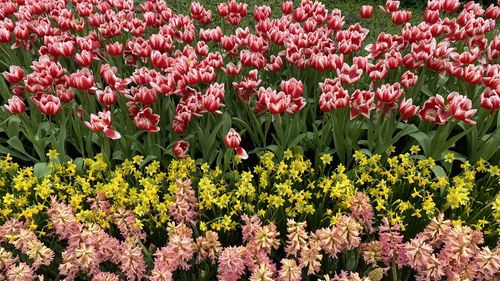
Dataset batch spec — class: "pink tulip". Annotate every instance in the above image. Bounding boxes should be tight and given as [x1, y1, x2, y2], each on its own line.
[224, 128, 248, 159]
[2, 66, 24, 83]
[4, 95, 26, 115]
[173, 140, 190, 158]
[84, 110, 121, 140]
[360, 5, 374, 18]
[134, 107, 160, 132]
[399, 98, 419, 122]
[480, 88, 500, 111]
[31, 94, 62, 116]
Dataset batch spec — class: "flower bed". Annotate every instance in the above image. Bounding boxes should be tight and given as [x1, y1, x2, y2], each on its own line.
[0, 0, 499, 279]
[0, 151, 498, 280]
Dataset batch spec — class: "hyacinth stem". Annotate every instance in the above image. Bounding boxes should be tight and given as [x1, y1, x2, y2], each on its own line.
[392, 259, 398, 281]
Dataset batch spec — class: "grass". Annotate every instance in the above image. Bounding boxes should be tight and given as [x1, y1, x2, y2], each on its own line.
[166, 0, 425, 41]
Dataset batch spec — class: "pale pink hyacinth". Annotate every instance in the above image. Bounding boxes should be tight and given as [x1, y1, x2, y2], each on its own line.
[153, 223, 194, 273]
[253, 223, 280, 253]
[378, 217, 406, 266]
[6, 262, 35, 281]
[417, 213, 452, 247]
[438, 225, 483, 277]
[0, 220, 54, 271]
[277, 259, 302, 281]
[113, 208, 145, 240]
[119, 238, 147, 281]
[249, 263, 275, 281]
[299, 235, 322, 275]
[195, 230, 222, 263]
[285, 220, 308, 257]
[149, 266, 173, 281]
[242, 215, 262, 243]
[91, 272, 120, 281]
[0, 247, 15, 271]
[471, 247, 500, 280]
[47, 198, 80, 240]
[360, 241, 383, 267]
[169, 178, 199, 225]
[218, 246, 247, 281]
[349, 193, 375, 233]
[404, 237, 435, 272]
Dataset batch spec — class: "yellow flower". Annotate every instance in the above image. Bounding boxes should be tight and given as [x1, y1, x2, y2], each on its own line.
[444, 152, 455, 163]
[410, 145, 420, 155]
[284, 149, 293, 160]
[320, 153, 333, 166]
[234, 154, 242, 164]
[46, 150, 59, 160]
[199, 221, 208, 232]
[132, 155, 144, 165]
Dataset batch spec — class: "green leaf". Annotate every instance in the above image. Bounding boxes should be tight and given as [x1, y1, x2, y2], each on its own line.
[34, 162, 52, 178]
[410, 132, 431, 156]
[0, 144, 30, 161]
[6, 116, 20, 138]
[431, 165, 447, 178]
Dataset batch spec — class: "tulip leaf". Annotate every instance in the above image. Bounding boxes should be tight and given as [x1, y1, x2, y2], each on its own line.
[6, 116, 20, 138]
[0, 144, 30, 161]
[410, 131, 431, 156]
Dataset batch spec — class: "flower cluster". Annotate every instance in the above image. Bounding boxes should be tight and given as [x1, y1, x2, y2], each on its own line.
[0, 0, 498, 166]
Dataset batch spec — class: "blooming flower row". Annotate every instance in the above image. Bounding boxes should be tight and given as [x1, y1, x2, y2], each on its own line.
[0, 148, 499, 279]
[0, 0, 499, 165]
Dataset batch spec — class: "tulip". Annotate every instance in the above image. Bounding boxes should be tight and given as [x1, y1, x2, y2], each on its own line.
[350, 90, 375, 120]
[84, 110, 121, 140]
[134, 107, 160, 133]
[253, 5, 271, 21]
[418, 95, 451, 125]
[392, 10, 412, 25]
[69, 68, 94, 91]
[4, 95, 26, 115]
[3, 66, 24, 83]
[75, 50, 94, 67]
[480, 88, 500, 111]
[31, 94, 62, 116]
[360, 5, 374, 19]
[338, 63, 363, 84]
[447, 92, 477, 125]
[224, 128, 248, 159]
[280, 78, 304, 99]
[135, 87, 157, 106]
[96, 87, 117, 105]
[376, 83, 404, 113]
[319, 87, 350, 112]
[106, 42, 123, 56]
[281, 1, 293, 15]
[173, 140, 190, 158]
[56, 85, 75, 103]
[267, 90, 290, 115]
[382, 0, 399, 12]
[399, 98, 419, 122]
[401, 71, 418, 88]
[442, 0, 461, 13]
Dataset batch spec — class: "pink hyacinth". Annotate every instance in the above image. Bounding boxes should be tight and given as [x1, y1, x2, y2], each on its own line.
[218, 246, 247, 281]
[170, 179, 199, 225]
